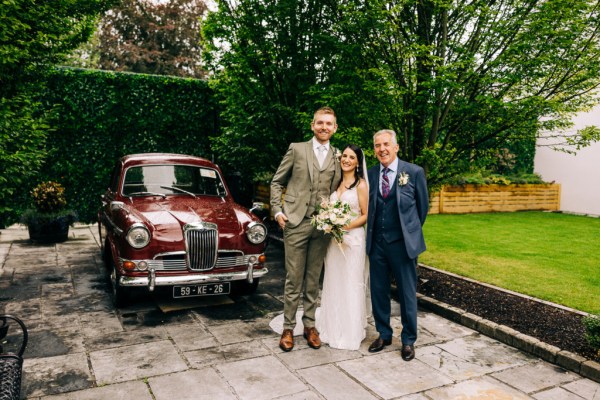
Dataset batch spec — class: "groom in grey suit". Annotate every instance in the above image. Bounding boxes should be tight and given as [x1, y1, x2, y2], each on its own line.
[366, 129, 429, 361]
[271, 107, 342, 352]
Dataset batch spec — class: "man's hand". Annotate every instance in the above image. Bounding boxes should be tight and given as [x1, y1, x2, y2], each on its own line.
[276, 213, 288, 229]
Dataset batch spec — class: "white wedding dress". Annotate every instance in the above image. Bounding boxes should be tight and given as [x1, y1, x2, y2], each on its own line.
[315, 187, 369, 350]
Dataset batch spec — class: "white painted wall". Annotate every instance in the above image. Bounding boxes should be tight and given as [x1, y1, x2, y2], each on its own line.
[534, 105, 600, 216]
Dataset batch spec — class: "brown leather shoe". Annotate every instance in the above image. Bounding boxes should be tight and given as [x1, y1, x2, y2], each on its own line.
[303, 327, 321, 349]
[279, 329, 294, 352]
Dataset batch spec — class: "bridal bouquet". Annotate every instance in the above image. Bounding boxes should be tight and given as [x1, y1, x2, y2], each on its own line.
[311, 198, 356, 244]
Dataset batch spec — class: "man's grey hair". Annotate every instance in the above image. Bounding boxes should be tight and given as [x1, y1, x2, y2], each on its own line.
[373, 129, 398, 146]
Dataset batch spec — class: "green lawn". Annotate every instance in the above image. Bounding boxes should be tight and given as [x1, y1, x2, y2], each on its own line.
[419, 211, 600, 314]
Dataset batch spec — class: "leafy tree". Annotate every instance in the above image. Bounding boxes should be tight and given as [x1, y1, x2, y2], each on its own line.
[203, 0, 600, 187]
[202, 0, 345, 180]
[94, 0, 208, 78]
[333, 0, 600, 186]
[0, 0, 113, 226]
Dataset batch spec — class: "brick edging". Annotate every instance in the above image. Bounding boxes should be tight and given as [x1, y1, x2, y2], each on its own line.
[417, 293, 600, 383]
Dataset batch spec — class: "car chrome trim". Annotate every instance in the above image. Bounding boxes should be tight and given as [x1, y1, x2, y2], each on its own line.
[118, 268, 269, 287]
[246, 221, 267, 244]
[110, 201, 125, 211]
[120, 252, 258, 271]
[125, 223, 151, 249]
[184, 222, 218, 271]
[102, 211, 123, 235]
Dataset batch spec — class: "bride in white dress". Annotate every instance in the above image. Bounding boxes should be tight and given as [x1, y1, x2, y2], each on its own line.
[316, 144, 369, 350]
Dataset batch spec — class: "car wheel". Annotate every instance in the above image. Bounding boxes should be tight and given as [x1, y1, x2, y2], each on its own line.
[102, 239, 112, 266]
[104, 249, 130, 307]
[233, 279, 259, 296]
[109, 264, 131, 307]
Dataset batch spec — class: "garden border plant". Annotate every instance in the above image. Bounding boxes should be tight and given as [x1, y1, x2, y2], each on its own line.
[583, 315, 600, 357]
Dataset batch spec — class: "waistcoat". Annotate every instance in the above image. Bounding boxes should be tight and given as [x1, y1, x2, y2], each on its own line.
[373, 185, 403, 243]
[306, 156, 336, 218]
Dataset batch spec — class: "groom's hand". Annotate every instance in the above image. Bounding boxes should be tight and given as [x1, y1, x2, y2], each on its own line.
[275, 213, 288, 229]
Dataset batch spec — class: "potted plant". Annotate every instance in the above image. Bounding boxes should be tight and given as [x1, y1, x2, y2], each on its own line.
[21, 181, 77, 243]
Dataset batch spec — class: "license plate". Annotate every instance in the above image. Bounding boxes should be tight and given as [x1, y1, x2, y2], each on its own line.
[173, 282, 231, 298]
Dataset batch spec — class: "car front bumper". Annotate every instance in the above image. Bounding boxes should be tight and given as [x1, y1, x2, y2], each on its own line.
[118, 267, 268, 290]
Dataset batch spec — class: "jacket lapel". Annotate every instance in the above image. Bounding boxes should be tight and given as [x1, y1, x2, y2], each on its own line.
[369, 167, 379, 213]
[323, 146, 334, 170]
[395, 160, 406, 209]
[306, 141, 315, 183]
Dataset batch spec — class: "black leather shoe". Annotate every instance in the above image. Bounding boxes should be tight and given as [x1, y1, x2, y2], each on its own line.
[368, 337, 392, 353]
[401, 344, 415, 361]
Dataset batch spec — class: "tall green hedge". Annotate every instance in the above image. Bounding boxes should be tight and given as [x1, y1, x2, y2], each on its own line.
[25, 67, 218, 223]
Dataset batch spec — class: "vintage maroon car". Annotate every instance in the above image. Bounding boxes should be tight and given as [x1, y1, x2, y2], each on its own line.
[98, 153, 268, 306]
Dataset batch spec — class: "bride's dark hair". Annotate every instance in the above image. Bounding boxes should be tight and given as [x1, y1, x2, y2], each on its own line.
[338, 144, 365, 190]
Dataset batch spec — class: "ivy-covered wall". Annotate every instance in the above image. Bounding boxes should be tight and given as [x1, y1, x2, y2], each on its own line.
[26, 67, 218, 223]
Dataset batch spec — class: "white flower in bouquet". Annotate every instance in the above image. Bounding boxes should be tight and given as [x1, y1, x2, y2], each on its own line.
[311, 198, 356, 244]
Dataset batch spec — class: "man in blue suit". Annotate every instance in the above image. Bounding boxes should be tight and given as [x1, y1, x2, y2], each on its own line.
[366, 129, 429, 361]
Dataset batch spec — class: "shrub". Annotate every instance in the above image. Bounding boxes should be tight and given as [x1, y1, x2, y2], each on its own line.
[447, 171, 546, 186]
[20, 181, 77, 226]
[31, 181, 67, 213]
[583, 314, 600, 356]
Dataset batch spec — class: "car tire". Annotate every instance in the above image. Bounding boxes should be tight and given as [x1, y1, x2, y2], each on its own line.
[233, 279, 259, 296]
[110, 265, 131, 307]
[102, 239, 112, 266]
[104, 247, 130, 307]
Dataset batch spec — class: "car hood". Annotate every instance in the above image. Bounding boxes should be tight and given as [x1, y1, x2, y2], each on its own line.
[130, 198, 245, 235]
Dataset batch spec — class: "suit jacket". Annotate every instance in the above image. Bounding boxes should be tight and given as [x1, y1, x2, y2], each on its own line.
[366, 159, 429, 259]
[271, 140, 342, 228]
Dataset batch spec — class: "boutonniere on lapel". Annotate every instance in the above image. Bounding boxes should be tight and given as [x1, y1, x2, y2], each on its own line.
[398, 172, 410, 187]
[334, 149, 342, 163]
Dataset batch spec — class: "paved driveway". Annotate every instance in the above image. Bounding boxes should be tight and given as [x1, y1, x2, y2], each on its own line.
[0, 224, 598, 399]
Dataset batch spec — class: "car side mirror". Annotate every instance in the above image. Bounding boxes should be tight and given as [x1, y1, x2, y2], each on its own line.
[110, 201, 125, 211]
[250, 202, 269, 222]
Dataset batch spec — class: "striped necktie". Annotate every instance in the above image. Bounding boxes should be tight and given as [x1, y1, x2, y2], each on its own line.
[381, 167, 390, 198]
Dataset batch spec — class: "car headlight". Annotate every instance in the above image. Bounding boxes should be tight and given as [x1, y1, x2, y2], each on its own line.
[126, 224, 151, 249]
[246, 221, 267, 244]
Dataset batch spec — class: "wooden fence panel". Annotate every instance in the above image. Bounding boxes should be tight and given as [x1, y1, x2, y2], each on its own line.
[429, 184, 561, 214]
[257, 183, 561, 215]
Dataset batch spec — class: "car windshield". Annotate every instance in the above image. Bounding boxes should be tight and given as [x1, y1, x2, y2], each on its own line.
[122, 164, 227, 197]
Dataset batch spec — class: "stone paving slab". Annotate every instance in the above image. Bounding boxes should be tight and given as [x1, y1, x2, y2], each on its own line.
[90, 340, 188, 385]
[423, 375, 533, 399]
[562, 378, 600, 399]
[41, 380, 153, 400]
[299, 364, 379, 400]
[148, 368, 237, 400]
[184, 338, 272, 369]
[532, 386, 591, 400]
[216, 355, 307, 400]
[339, 351, 455, 398]
[1, 224, 600, 400]
[23, 352, 93, 398]
[491, 361, 579, 394]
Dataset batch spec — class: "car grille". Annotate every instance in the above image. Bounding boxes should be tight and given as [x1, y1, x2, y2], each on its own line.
[184, 223, 218, 271]
[140, 252, 250, 271]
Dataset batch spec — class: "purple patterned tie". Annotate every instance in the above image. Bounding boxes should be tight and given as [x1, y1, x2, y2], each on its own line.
[381, 167, 390, 198]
